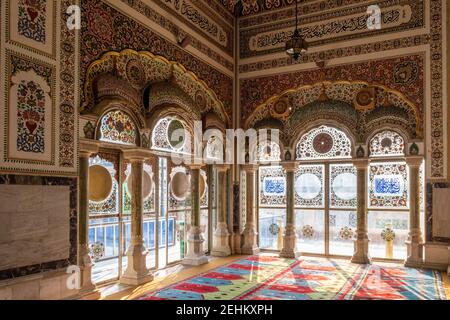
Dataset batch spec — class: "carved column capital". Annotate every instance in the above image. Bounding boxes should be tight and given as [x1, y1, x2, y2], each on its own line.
[405, 156, 424, 168]
[241, 164, 259, 173]
[281, 161, 299, 172]
[80, 139, 100, 158]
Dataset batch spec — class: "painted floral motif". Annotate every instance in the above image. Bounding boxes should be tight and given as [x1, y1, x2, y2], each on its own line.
[381, 226, 396, 242]
[100, 111, 137, 145]
[301, 225, 315, 239]
[338, 226, 354, 240]
[18, 0, 47, 43]
[16, 80, 46, 153]
[89, 242, 105, 262]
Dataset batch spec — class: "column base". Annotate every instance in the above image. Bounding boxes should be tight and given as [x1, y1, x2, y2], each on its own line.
[78, 289, 102, 300]
[211, 223, 231, 257]
[279, 225, 299, 259]
[120, 243, 153, 286]
[405, 241, 424, 267]
[241, 225, 259, 255]
[351, 237, 372, 264]
[182, 227, 209, 266]
[279, 250, 300, 259]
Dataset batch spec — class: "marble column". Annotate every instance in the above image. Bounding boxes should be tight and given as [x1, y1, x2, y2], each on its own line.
[183, 163, 209, 266]
[280, 161, 300, 259]
[241, 164, 260, 255]
[211, 165, 232, 256]
[405, 156, 424, 267]
[120, 152, 153, 285]
[78, 141, 100, 299]
[351, 159, 372, 264]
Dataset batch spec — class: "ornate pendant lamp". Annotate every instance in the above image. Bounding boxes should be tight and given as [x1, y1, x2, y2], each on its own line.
[286, 0, 308, 60]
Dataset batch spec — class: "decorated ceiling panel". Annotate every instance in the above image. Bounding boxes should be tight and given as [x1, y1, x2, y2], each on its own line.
[239, 0, 424, 59]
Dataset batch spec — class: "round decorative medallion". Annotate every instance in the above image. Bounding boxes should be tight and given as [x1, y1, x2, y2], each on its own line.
[302, 225, 315, 239]
[381, 137, 393, 149]
[381, 226, 396, 242]
[126, 171, 154, 200]
[269, 223, 279, 236]
[89, 242, 104, 262]
[126, 59, 145, 87]
[354, 88, 375, 111]
[171, 171, 190, 201]
[195, 90, 207, 110]
[339, 226, 354, 240]
[270, 99, 291, 120]
[312, 132, 333, 154]
[167, 119, 186, 150]
[88, 165, 113, 202]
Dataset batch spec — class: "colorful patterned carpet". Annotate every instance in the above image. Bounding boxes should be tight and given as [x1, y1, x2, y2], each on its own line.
[136, 256, 447, 300]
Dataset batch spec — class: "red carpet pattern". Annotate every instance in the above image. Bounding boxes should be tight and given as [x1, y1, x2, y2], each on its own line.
[137, 256, 447, 300]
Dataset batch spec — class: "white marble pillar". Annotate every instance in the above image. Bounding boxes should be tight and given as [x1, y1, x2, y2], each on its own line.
[78, 141, 100, 299]
[405, 156, 424, 267]
[351, 159, 372, 264]
[211, 165, 232, 257]
[241, 164, 260, 255]
[120, 151, 153, 285]
[183, 163, 209, 266]
[280, 161, 300, 259]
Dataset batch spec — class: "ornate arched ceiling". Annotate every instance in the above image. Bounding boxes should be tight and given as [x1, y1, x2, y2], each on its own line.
[245, 81, 422, 146]
[81, 49, 230, 127]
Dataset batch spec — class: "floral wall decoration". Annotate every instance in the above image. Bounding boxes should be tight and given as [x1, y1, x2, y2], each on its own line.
[17, 0, 47, 44]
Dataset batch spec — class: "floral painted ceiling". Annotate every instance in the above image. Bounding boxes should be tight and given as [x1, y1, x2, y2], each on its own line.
[221, 0, 297, 16]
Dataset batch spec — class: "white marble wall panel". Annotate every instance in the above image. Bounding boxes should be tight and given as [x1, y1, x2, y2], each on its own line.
[0, 185, 70, 271]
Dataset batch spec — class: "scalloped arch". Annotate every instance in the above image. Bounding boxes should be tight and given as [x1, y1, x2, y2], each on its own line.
[244, 81, 422, 139]
[82, 49, 230, 127]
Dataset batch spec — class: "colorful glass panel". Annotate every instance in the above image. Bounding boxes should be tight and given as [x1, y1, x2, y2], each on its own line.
[330, 164, 357, 208]
[369, 162, 408, 208]
[100, 110, 137, 145]
[256, 140, 281, 162]
[259, 166, 286, 206]
[295, 165, 325, 208]
[296, 126, 352, 160]
[369, 130, 405, 157]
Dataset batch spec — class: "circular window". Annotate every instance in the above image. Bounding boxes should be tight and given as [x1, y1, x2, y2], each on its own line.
[332, 172, 357, 200]
[295, 173, 322, 200]
[88, 165, 113, 202]
[171, 171, 190, 201]
[167, 119, 186, 150]
[125, 171, 154, 200]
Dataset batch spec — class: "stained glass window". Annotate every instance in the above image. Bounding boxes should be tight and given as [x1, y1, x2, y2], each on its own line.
[369, 130, 405, 157]
[89, 156, 119, 215]
[123, 163, 155, 214]
[296, 126, 352, 160]
[295, 165, 325, 208]
[99, 110, 137, 145]
[330, 164, 357, 208]
[259, 166, 286, 206]
[369, 162, 408, 208]
[256, 141, 281, 163]
[152, 117, 189, 153]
